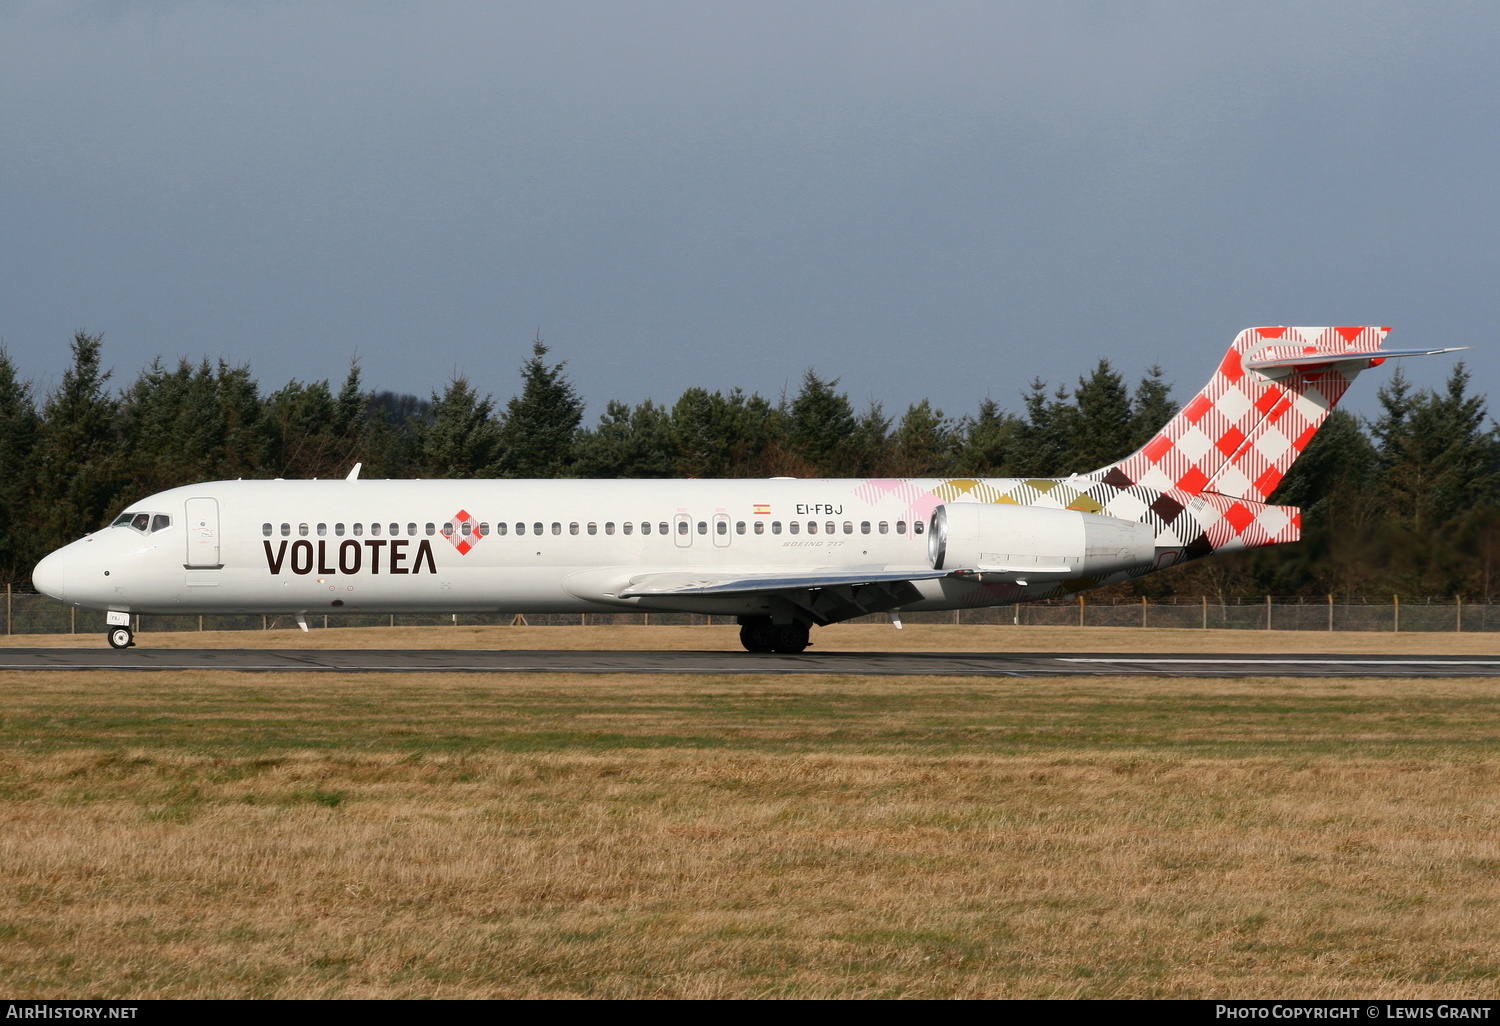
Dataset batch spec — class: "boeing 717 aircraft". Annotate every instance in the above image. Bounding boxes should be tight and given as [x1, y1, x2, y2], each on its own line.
[31, 327, 1461, 652]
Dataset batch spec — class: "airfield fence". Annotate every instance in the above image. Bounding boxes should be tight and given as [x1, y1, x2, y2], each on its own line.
[3, 586, 1498, 635]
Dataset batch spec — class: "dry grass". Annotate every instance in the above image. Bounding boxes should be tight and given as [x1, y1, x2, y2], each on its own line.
[2, 672, 1499, 998]
[4, 622, 1498, 654]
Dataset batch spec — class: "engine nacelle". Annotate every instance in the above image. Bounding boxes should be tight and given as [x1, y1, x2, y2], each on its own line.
[928, 503, 1156, 580]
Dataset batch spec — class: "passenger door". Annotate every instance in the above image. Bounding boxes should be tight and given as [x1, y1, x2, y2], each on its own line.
[184, 497, 222, 568]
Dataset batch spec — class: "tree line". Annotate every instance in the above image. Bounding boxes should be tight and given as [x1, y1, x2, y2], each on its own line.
[2, 332, 1496, 598]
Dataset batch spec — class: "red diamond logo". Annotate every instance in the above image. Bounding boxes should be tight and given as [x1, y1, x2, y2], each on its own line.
[445, 509, 482, 555]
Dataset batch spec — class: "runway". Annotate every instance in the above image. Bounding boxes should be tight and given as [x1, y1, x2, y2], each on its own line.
[2, 648, 1500, 676]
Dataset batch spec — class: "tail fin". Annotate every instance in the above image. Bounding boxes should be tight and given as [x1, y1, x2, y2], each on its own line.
[1096, 326, 1461, 502]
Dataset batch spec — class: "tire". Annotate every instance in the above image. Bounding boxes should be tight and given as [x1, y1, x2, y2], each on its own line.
[107, 627, 133, 650]
[770, 621, 810, 654]
[738, 619, 776, 653]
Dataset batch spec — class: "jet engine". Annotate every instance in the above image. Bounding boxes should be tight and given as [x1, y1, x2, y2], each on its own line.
[927, 503, 1156, 581]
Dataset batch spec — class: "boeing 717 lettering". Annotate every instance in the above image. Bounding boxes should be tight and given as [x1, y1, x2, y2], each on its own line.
[31, 327, 1462, 652]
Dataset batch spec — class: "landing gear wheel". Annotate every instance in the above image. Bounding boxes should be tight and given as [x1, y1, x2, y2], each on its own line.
[107, 626, 134, 650]
[738, 618, 776, 653]
[770, 621, 811, 654]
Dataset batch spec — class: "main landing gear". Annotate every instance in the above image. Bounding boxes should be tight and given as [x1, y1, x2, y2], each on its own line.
[737, 616, 811, 654]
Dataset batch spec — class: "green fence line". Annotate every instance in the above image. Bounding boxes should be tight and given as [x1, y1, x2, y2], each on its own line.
[3, 587, 1495, 634]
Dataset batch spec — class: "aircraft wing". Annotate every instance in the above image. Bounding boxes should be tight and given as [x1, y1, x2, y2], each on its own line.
[562, 566, 953, 626]
[616, 567, 952, 597]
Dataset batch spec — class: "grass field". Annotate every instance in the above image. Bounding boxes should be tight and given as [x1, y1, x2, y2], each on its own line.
[2, 669, 1499, 998]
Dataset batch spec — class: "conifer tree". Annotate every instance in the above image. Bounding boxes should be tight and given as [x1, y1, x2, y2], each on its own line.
[0, 346, 40, 582]
[422, 377, 503, 478]
[953, 398, 1021, 476]
[786, 371, 858, 476]
[1067, 359, 1133, 470]
[575, 398, 675, 478]
[497, 337, 584, 478]
[32, 332, 124, 541]
[891, 400, 954, 476]
[1128, 365, 1176, 450]
[1008, 378, 1070, 477]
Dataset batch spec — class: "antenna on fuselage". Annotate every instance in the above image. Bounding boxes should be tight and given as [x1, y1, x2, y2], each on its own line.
[346, 463, 362, 481]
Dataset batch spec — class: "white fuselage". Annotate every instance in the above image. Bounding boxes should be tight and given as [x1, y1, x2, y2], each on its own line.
[35, 477, 1025, 618]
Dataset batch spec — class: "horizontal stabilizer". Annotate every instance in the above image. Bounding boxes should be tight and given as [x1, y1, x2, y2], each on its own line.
[1245, 346, 1469, 371]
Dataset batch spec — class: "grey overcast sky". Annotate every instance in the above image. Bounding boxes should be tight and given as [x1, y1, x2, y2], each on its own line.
[3, 1, 1497, 424]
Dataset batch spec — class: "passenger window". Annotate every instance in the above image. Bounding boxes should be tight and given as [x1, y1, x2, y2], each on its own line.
[896, 521, 907, 535]
[678, 521, 689, 536]
[354, 523, 365, 537]
[807, 521, 817, 535]
[623, 522, 633, 535]
[516, 523, 526, 536]
[299, 523, 309, 537]
[843, 522, 853, 534]
[408, 523, 417, 536]
[587, 523, 597, 535]
[534, 523, 544, 536]
[659, 522, 668, 535]
[861, 521, 871, 534]
[878, 522, 889, 534]
[605, 522, 615, 535]
[371, 523, 382, 537]
[570, 523, 580, 535]
[262, 523, 272, 537]
[479, 523, 490, 537]
[754, 521, 764, 535]
[317, 523, 327, 536]
[390, 523, 399, 536]
[550, 523, 560, 535]
[772, 521, 782, 535]
[460, 522, 472, 537]
[281, 524, 291, 537]
[335, 523, 345, 537]
[497, 522, 508, 536]
[789, 521, 800, 535]
[425, 523, 436, 536]
[640, 522, 650, 535]
[734, 521, 744, 534]
[696, 521, 707, 535]
[716, 521, 727, 535]
[826, 521, 835, 534]
[914, 520, 925, 535]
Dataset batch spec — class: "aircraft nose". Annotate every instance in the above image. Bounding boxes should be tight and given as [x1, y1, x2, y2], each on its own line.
[31, 548, 69, 603]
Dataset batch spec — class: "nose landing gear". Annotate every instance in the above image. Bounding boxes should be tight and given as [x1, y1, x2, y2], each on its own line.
[105, 611, 134, 649]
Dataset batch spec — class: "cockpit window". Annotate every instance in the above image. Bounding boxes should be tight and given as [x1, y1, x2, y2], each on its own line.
[112, 511, 171, 534]
[114, 510, 168, 534]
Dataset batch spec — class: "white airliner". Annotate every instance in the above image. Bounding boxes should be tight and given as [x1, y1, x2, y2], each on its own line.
[32, 327, 1461, 652]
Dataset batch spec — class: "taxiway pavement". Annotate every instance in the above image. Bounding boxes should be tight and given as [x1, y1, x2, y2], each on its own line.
[2, 649, 1499, 677]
